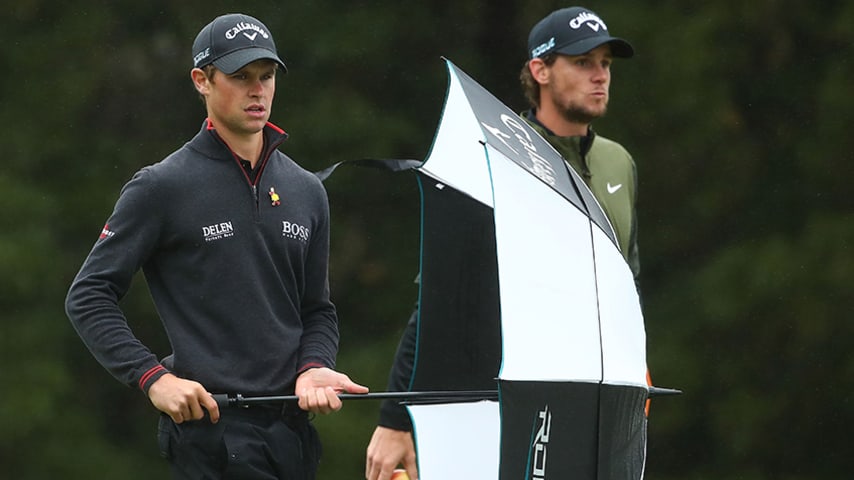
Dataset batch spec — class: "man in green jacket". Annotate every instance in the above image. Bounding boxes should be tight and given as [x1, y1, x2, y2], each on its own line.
[520, 5, 640, 281]
[365, 7, 640, 480]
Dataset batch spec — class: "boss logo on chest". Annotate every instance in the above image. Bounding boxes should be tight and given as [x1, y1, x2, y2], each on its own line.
[282, 220, 310, 242]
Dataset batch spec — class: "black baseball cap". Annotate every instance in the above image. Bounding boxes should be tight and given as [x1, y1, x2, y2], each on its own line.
[528, 7, 634, 60]
[192, 13, 287, 74]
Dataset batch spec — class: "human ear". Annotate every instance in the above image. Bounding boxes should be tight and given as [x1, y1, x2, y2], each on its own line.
[190, 68, 211, 96]
[528, 58, 550, 85]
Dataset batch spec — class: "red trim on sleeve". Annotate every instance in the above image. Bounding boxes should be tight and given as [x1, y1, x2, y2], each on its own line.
[297, 362, 325, 375]
[139, 365, 167, 390]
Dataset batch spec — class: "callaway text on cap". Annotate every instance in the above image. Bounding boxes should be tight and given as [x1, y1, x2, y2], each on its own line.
[528, 7, 634, 60]
[192, 13, 287, 74]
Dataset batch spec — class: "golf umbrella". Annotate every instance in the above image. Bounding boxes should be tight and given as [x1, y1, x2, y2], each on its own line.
[317, 58, 651, 479]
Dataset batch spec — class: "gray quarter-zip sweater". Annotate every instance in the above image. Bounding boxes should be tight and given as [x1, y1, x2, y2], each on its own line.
[66, 120, 339, 396]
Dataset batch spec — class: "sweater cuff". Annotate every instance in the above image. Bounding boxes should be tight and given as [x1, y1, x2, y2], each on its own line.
[377, 398, 413, 431]
[138, 365, 169, 394]
[296, 362, 327, 376]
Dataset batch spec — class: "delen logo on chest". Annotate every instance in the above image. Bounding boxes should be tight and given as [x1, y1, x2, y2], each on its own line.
[203, 221, 235, 242]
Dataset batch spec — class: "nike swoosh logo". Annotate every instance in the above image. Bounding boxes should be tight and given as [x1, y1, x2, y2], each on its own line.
[607, 183, 623, 194]
[243, 32, 258, 41]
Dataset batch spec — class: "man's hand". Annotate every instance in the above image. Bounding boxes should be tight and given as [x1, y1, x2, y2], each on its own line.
[295, 367, 369, 414]
[147, 373, 220, 424]
[366, 426, 418, 480]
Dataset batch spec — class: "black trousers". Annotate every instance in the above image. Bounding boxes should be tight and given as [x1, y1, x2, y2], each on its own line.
[157, 406, 321, 480]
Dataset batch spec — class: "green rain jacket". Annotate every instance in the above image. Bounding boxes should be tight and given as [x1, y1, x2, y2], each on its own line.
[522, 111, 640, 285]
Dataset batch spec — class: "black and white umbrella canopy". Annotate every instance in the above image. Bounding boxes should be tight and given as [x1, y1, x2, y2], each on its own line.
[405, 59, 648, 479]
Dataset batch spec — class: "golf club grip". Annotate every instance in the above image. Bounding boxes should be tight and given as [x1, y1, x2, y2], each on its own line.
[211, 393, 231, 408]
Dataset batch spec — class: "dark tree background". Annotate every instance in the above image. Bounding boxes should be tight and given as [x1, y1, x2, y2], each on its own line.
[2, 1, 852, 478]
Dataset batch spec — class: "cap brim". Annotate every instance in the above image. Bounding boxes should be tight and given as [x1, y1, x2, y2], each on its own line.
[555, 36, 634, 58]
[212, 47, 288, 74]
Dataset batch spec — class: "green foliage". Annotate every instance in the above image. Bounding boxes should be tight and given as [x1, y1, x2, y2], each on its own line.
[647, 213, 854, 479]
[2, 1, 852, 478]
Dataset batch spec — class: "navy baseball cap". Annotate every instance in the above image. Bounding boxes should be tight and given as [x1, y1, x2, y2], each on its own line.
[192, 13, 287, 74]
[528, 7, 634, 59]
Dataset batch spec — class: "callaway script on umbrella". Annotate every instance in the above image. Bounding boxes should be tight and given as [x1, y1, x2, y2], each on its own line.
[403, 59, 649, 479]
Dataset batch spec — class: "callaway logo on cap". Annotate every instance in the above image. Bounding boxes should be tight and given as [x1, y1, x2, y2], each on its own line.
[192, 13, 287, 74]
[528, 7, 634, 60]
